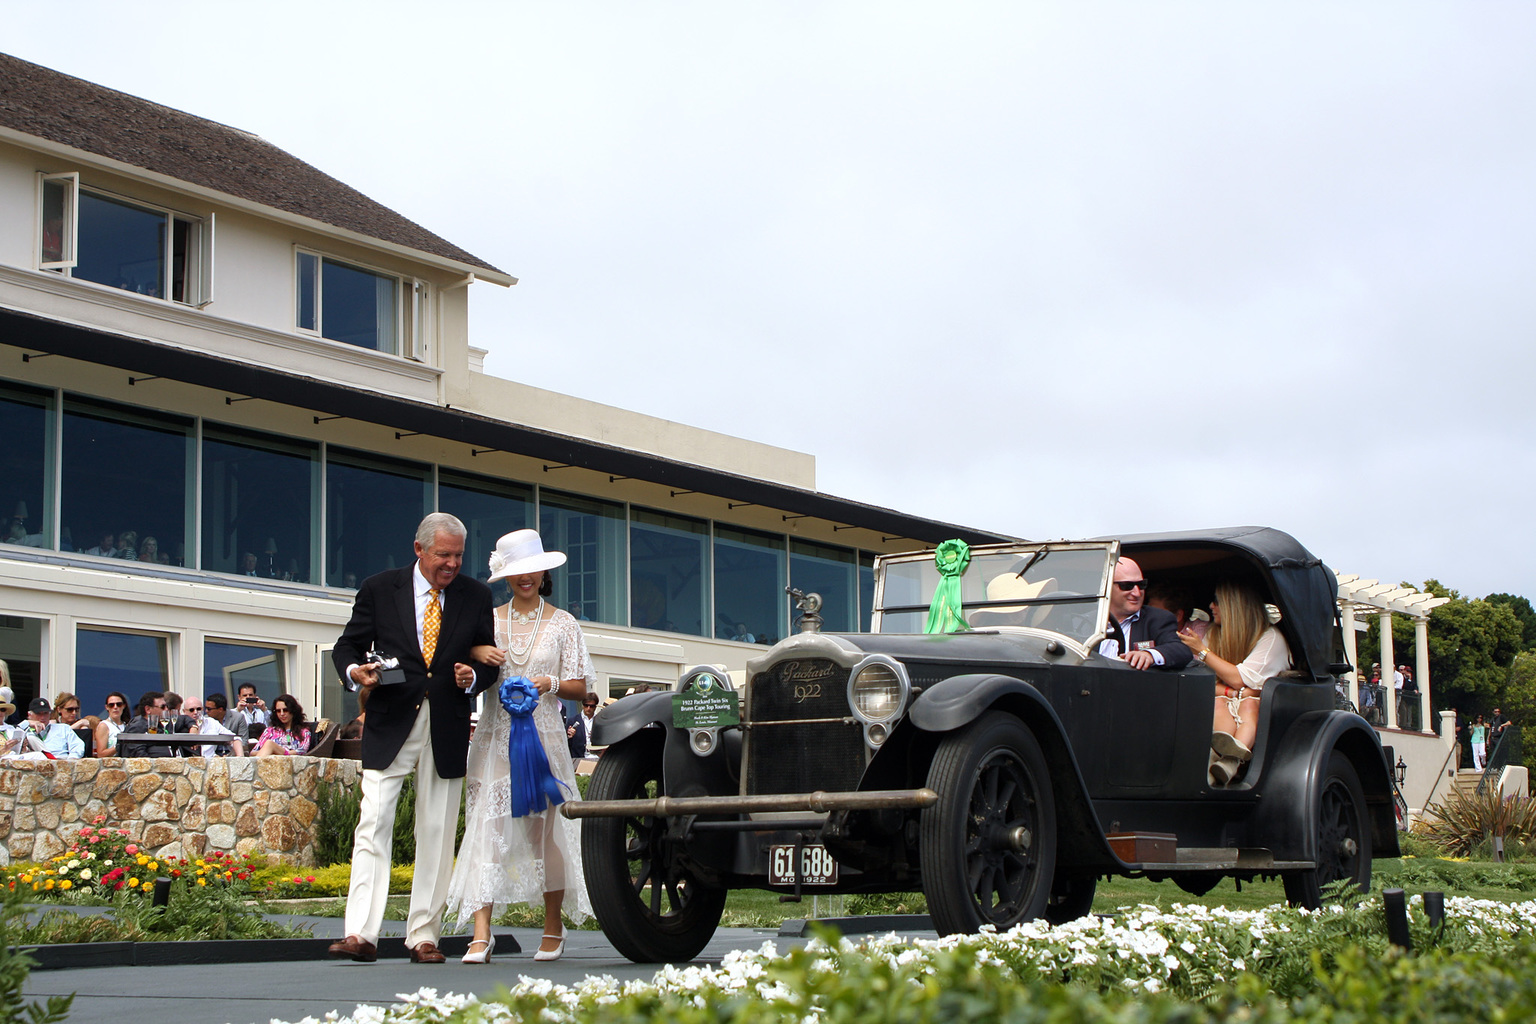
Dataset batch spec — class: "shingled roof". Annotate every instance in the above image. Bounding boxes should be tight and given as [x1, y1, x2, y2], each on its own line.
[0, 52, 507, 278]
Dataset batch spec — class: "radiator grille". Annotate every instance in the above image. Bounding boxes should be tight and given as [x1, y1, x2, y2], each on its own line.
[745, 658, 864, 795]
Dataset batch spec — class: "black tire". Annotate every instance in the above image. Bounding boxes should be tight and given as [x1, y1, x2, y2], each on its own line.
[581, 735, 727, 962]
[1045, 874, 1096, 925]
[920, 713, 1057, 935]
[1282, 751, 1372, 908]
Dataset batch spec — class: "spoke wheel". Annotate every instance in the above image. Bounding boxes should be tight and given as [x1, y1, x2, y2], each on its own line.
[921, 713, 1056, 935]
[581, 735, 726, 962]
[1283, 751, 1372, 908]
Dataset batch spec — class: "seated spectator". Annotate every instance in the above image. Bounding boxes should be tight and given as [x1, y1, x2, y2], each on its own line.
[94, 691, 131, 757]
[339, 710, 366, 740]
[53, 692, 94, 757]
[85, 532, 117, 557]
[237, 684, 269, 731]
[15, 697, 85, 758]
[115, 530, 139, 559]
[118, 691, 173, 758]
[198, 693, 246, 757]
[138, 535, 160, 562]
[1146, 584, 1211, 640]
[0, 692, 19, 755]
[0, 669, 20, 725]
[1178, 583, 1293, 785]
[1100, 557, 1192, 671]
[254, 694, 311, 756]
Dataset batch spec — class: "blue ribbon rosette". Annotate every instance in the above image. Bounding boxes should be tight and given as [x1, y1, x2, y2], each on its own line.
[499, 675, 568, 817]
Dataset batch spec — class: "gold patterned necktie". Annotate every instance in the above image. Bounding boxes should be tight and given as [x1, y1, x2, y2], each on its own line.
[422, 589, 441, 665]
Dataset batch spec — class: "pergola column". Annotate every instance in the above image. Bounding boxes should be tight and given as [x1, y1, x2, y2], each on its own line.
[1380, 610, 1396, 729]
[1414, 617, 1431, 733]
[1340, 602, 1360, 703]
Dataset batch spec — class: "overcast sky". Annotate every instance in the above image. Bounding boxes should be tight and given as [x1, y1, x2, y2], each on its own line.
[9, 3, 1534, 600]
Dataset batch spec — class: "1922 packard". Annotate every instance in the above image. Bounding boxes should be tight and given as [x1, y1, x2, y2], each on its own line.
[568, 526, 1397, 963]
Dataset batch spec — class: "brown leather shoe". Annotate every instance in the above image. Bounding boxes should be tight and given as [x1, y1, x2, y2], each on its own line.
[408, 941, 446, 964]
[326, 935, 378, 962]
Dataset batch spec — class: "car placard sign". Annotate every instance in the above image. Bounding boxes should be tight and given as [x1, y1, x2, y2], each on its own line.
[673, 671, 740, 730]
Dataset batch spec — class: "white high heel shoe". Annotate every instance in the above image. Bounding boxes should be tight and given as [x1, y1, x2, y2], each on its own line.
[461, 935, 495, 964]
[533, 928, 565, 962]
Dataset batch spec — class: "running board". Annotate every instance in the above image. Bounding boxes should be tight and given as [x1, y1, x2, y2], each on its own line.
[562, 787, 939, 820]
[1127, 847, 1311, 872]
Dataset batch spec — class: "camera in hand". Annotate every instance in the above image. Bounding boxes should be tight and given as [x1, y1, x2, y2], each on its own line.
[366, 647, 407, 686]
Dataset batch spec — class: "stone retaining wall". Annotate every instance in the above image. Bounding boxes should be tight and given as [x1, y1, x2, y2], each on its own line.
[0, 755, 360, 867]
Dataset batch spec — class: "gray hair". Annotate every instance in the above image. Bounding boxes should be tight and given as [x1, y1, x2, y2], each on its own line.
[416, 512, 467, 548]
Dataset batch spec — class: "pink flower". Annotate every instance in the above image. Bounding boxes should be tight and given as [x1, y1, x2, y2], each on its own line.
[125, 844, 138, 855]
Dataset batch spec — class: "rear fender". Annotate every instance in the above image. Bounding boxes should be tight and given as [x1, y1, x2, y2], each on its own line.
[589, 690, 740, 802]
[1253, 711, 1399, 860]
[909, 673, 1121, 871]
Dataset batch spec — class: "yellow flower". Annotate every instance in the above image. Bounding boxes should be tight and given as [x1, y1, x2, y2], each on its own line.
[196, 878, 207, 887]
[59, 880, 72, 890]
[128, 878, 140, 888]
[148, 861, 159, 871]
[136, 855, 148, 866]
[18, 874, 31, 884]
[44, 879, 55, 890]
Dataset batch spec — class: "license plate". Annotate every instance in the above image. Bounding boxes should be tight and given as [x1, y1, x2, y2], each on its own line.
[769, 843, 839, 886]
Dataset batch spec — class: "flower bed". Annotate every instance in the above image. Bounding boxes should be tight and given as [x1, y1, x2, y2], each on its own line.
[4, 817, 265, 897]
[260, 895, 1536, 1024]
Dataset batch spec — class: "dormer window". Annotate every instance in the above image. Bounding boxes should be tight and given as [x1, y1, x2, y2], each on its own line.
[39, 173, 213, 305]
[296, 250, 403, 355]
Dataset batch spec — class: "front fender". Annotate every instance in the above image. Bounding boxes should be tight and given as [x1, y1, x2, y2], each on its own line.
[589, 689, 675, 748]
[1254, 710, 1398, 861]
[908, 673, 1123, 872]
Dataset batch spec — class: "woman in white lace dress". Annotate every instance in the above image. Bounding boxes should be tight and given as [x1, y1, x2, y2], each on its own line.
[446, 529, 595, 963]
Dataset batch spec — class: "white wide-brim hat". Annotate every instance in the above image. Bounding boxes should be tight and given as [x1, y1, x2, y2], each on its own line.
[487, 529, 567, 583]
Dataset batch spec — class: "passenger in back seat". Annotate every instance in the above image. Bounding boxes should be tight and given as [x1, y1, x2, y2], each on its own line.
[1179, 582, 1292, 786]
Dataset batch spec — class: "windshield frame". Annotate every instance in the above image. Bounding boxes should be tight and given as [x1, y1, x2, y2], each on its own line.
[871, 540, 1119, 645]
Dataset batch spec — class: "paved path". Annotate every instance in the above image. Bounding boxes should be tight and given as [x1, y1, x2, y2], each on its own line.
[21, 917, 938, 1024]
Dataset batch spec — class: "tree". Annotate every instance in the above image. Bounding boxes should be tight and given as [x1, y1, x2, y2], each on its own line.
[1417, 580, 1524, 712]
[1504, 651, 1536, 763]
[1486, 592, 1536, 651]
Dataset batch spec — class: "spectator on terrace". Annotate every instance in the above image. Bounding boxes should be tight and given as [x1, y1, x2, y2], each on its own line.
[53, 691, 94, 756]
[94, 691, 131, 757]
[254, 694, 311, 755]
[118, 691, 173, 758]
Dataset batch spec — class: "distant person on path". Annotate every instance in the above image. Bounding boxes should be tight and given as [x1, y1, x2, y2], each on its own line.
[1471, 714, 1489, 771]
[326, 513, 496, 965]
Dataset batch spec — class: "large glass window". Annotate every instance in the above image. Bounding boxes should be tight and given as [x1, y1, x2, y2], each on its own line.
[325, 448, 430, 587]
[713, 526, 786, 644]
[62, 398, 192, 567]
[203, 640, 286, 707]
[75, 628, 170, 715]
[297, 251, 400, 354]
[790, 539, 858, 634]
[202, 426, 319, 581]
[438, 470, 533, 590]
[44, 183, 209, 304]
[0, 383, 53, 551]
[540, 490, 626, 624]
[630, 508, 708, 636]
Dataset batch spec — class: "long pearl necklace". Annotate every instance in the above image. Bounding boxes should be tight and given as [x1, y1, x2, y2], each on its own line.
[505, 598, 545, 666]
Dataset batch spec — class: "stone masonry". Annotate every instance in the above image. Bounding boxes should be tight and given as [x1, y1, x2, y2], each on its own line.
[0, 755, 360, 867]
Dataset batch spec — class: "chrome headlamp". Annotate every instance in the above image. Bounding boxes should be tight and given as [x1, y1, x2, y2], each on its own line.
[847, 655, 910, 746]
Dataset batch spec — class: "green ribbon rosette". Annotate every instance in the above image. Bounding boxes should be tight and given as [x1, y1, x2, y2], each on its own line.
[924, 539, 972, 634]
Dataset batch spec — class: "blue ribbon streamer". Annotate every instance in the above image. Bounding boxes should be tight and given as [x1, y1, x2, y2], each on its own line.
[499, 675, 568, 818]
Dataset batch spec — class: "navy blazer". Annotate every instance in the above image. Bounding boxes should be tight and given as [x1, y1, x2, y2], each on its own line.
[1111, 605, 1194, 671]
[332, 566, 497, 778]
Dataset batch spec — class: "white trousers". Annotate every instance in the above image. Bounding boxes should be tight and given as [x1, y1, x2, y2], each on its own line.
[343, 702, 463, 947]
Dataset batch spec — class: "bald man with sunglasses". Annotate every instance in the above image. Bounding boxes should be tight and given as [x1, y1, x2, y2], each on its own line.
[1101, 557, 1192, 670]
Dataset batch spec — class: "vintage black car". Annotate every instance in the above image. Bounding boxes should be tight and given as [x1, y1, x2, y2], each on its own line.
[569, 526, 1397, 963]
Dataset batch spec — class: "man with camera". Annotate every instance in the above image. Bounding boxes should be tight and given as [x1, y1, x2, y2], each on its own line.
[236, 683, 268, 734]
[326, 513, 496, 965]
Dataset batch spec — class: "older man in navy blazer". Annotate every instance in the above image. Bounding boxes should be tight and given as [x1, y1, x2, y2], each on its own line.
[327, 513, 496, 964]
[1102, 556, 1192, 671]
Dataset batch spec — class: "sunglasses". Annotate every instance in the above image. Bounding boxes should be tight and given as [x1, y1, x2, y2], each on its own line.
[62, 706, 81, 713]
[204, 706, 218, 712]
[106, 701, 126, 708]
[1114, 580, 1148, 592]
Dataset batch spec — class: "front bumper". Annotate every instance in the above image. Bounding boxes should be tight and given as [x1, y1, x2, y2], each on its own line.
[561, 787, 938, 819]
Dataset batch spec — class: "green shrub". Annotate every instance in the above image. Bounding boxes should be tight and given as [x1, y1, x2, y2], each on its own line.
[845, 892, 929, 916]
[0, 882, 72, 1024]
[312, 774, 362, 867]
[1416, 785, 1536, 855]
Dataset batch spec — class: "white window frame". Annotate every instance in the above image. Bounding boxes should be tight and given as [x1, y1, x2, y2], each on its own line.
[38, 173, 214, 306]
[294, 246, 414, 357]
[37, 171, 78, 270]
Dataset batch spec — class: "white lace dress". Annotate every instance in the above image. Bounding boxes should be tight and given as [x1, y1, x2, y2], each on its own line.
[445, 607, 595, 925]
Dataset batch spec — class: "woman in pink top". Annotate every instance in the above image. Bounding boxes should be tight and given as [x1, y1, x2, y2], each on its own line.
[254, 694, 312, 755]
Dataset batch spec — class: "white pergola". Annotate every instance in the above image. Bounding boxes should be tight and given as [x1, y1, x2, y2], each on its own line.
[1335, 573, 1450, 732]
